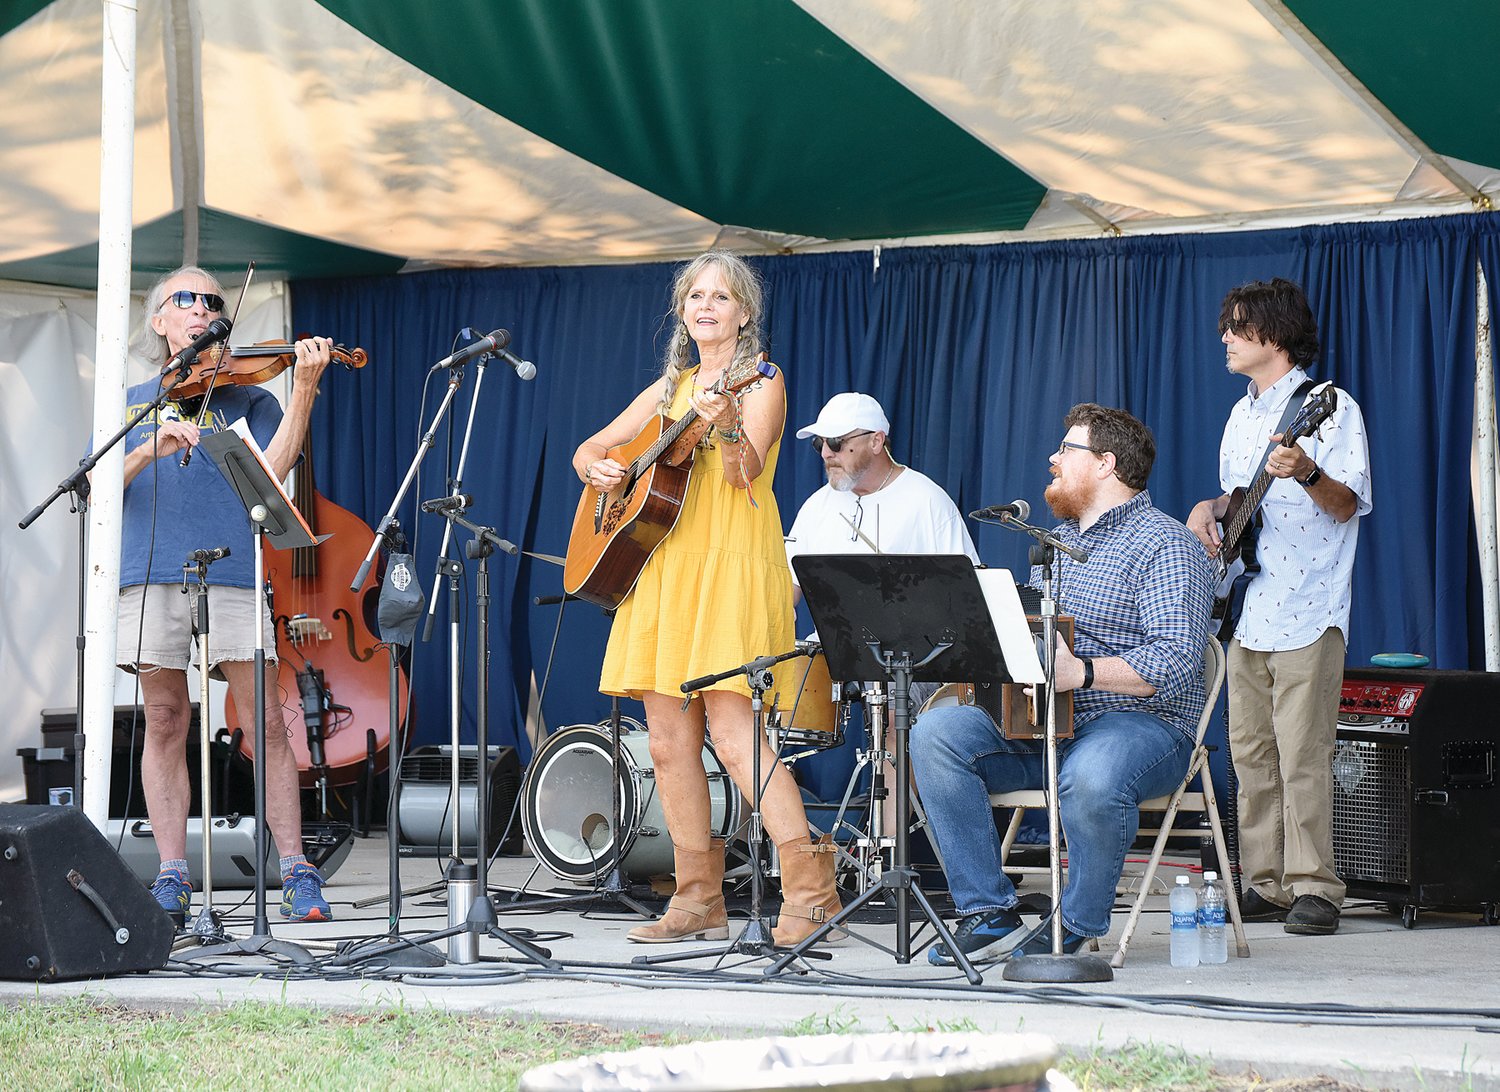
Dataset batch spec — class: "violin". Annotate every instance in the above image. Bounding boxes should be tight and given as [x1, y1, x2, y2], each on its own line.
[173, 339, 369, 401]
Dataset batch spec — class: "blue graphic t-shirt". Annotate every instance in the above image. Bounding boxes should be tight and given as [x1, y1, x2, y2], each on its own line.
[116, 376, 284, 589]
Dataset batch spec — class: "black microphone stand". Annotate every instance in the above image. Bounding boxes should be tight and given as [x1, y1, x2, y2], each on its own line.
[997, 534, 1111, 984]
[19, 360, 215, 811]
[632, 645, 833, 969]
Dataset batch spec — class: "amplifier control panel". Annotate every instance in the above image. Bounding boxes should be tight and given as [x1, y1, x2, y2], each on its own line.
[1339, 679, 1425, 720]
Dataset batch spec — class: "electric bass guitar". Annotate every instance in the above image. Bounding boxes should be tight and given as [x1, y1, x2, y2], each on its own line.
[564, 355, 779, 609]
[1210, 381, 1338, 640]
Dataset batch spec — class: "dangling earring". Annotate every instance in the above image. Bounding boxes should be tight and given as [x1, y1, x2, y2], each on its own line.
[678, 325, 689, 349]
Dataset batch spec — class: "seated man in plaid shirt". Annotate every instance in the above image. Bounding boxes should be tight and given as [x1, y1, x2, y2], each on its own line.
[915, 403, 1214, 965]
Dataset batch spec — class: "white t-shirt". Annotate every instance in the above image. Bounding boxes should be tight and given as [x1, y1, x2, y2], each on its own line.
[785, 466, 979, 586]
[1218, 367, 1372, 652]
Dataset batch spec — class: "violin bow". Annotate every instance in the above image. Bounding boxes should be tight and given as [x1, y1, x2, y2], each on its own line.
[179, 260, 255, 467]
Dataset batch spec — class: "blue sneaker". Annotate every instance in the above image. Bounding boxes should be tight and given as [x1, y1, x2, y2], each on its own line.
[927, 909, 1026, 965]
[1015, 923, 1090, 956]
[279, 862, 333, 922]
[151, 867, 191, 928]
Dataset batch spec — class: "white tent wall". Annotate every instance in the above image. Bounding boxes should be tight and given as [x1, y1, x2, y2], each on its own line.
[0, 280, 291, 804]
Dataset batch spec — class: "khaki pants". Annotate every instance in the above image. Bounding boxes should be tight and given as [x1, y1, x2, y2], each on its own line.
[1227, 629, 1347, 907]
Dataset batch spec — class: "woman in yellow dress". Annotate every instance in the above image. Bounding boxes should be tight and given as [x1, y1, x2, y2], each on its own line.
[572, 250, 840, 946]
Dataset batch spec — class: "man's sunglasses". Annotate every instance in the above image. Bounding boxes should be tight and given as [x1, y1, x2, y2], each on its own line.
[812, 430, 874, 454]
[158, 289, 225, 312]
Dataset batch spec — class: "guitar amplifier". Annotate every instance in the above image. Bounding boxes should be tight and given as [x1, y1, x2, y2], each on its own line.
[1334, 668, 1500, 925]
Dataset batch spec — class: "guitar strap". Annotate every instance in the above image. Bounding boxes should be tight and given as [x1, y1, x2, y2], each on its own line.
[1249, 378, 1318, 483]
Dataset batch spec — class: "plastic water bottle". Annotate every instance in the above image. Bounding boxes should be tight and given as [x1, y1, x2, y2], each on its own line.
[1198, 871, 1228, 965]
[1170, 875, 1199, 968]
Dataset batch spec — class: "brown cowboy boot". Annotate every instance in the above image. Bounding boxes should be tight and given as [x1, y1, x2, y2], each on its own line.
[771, 834, 845, 947]
[627, 840, 729, 943]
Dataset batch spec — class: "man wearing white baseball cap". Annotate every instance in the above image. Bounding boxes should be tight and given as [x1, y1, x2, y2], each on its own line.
[786, 392, 977, 598]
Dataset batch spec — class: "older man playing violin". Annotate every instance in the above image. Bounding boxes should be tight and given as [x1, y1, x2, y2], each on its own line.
[112, 265, 334, 927]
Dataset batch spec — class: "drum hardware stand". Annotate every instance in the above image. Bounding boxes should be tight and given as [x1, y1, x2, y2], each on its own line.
[990, 518, 1112, 984]
[632, 644, 832, 969]
[183, 547, 233, 943]
[769, 553, 1031, 983]
[19, 343, 231, 813]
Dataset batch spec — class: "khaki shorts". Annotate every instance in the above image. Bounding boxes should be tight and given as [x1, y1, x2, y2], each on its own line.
[116, 584, 277, 677]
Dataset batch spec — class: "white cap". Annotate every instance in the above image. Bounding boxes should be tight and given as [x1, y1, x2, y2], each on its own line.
[794, 392, 890, 440]
[1175, 875, 1190, 885]
[1203, 871, 1218, 881]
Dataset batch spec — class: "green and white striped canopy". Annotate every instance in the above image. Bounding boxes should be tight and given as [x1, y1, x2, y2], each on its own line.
[2, 0, 1495, 288]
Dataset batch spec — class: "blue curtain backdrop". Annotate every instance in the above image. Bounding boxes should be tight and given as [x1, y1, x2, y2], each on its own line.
[293, 212, 1499, 808]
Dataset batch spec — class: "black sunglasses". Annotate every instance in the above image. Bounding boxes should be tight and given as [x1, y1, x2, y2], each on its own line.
[812, 430, 874, 454]
[159, 289, 225, 312]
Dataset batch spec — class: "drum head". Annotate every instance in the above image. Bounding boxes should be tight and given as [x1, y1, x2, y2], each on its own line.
[520, 724, 640, 885]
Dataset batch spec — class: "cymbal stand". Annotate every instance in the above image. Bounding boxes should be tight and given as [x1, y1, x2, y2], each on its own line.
[633, 645, 831, 968]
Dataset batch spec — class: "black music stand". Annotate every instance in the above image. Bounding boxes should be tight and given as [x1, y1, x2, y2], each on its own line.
[189, 426, 323, 964]
[766, 553, 1024, 983]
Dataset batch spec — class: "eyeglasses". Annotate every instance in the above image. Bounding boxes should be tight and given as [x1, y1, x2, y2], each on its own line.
[158, 289, 225, 312]
[812, 430, 873, 454]
[1054, 440, 1102, 458]
[1218, 316, 1256, 337]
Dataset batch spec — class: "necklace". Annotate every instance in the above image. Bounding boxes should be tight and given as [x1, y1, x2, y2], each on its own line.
[863, 464, 898, 495]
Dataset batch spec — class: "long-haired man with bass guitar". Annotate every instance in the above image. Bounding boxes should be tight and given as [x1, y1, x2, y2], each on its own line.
[1188, 277, 1371, 937]
[571, 250, 840, 947]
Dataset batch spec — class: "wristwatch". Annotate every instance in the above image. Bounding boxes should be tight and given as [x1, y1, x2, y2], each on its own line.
[1080, 658, 1095, 690]
[1297, 464, 1323, 488]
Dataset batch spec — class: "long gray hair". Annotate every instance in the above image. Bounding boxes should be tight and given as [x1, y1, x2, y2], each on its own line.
[133, 265, 225, 366]
[656, 251, 765, 413]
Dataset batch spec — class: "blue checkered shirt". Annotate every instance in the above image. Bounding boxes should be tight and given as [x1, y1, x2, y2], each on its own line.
[1031, 491, 1214, 740]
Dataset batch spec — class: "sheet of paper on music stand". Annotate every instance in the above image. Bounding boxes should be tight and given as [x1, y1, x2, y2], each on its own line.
[200, 422, 322, 550]
[976, 568, 1045, 684]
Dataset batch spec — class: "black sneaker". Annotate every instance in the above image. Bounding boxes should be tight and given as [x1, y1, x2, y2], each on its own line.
[927, 909, 1026, 966]
[1014, 923, 1090, 957]
[1285, 894, 1340, 935]
[1241, 888, 1289, 922]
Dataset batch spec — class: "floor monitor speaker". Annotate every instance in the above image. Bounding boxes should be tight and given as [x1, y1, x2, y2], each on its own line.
[0, 805, 174, 981]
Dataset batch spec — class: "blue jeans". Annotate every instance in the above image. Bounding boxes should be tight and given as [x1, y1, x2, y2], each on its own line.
[911, 705, 1194, 937]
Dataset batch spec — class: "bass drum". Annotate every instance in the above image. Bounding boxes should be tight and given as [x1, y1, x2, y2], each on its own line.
[520, 722, 741, 885]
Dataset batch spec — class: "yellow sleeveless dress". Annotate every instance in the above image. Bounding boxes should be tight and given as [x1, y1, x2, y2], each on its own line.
[600, 367, 794, 702]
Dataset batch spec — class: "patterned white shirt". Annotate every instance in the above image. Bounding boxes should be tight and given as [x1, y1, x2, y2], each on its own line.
[1219, 367, 1372, 652]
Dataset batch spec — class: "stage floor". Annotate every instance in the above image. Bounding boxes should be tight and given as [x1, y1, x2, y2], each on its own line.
[3, 830, 1495, 1089]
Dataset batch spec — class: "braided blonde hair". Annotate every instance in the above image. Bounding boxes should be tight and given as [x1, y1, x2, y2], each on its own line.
[656, 250, 765, 414]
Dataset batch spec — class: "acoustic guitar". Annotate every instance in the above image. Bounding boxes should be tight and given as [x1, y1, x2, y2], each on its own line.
[1210, 382, 1338, 639]
[564, 355, 779, 609]
[919, 615, 1075, 740]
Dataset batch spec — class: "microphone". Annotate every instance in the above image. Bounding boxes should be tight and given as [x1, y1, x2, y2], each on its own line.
[187, 546, 232, 562]
[458, 326, 537, 380]
[169, 318, 233, 373]
[969, 499, 1031, 522]
[430, 329, 509, 371]
[420, 494, 473, 514]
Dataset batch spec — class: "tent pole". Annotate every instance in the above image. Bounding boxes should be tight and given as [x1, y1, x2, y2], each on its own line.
[1476, 261, 1499, 671]
[81, 0, 139, 831]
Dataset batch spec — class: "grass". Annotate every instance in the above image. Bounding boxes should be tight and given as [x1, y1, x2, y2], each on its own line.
[0, 998, 1445, 1091]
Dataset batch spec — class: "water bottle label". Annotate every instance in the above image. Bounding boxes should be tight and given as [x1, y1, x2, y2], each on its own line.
[1171, 909, 1196, 928]
[1199, 907, 1225, 927]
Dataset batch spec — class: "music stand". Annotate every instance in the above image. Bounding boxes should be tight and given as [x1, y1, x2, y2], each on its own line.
[190, 425, 322, 963]
[766, 554, 1029, 983]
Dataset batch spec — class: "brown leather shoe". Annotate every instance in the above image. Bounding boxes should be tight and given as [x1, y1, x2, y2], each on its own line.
[1240, 888, 1289, 922]
[1284, 894, 1340, 935]
[771, 835, 845, 948]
